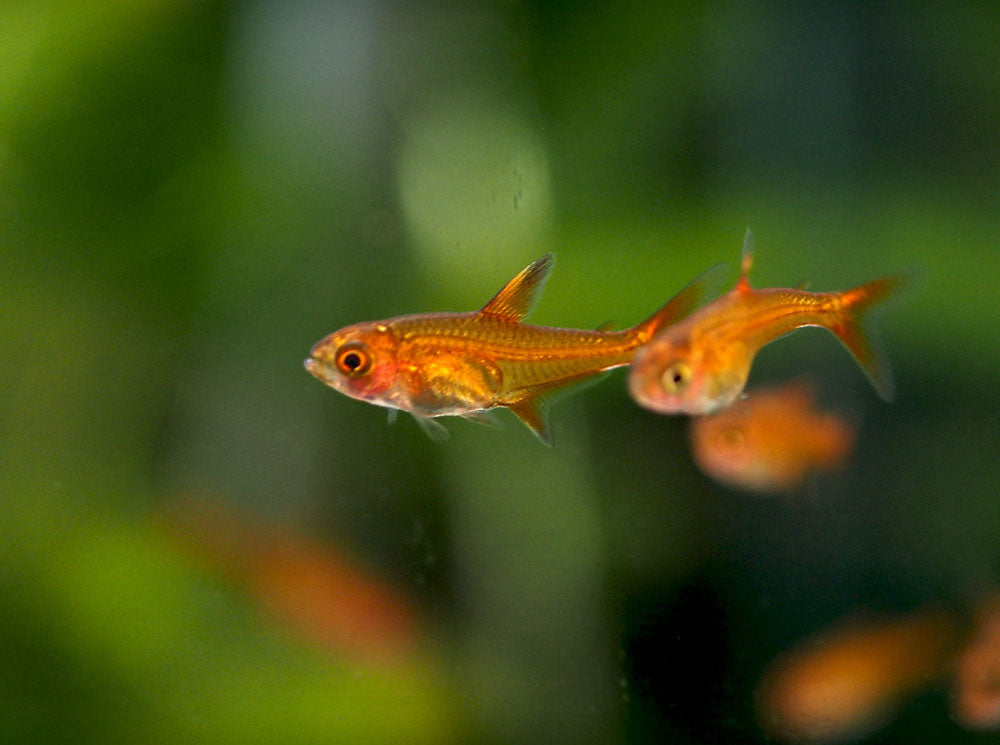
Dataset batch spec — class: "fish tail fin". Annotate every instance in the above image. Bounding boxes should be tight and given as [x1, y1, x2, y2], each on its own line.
[631, 263, 729, 344]
[830, 274, 906, 402]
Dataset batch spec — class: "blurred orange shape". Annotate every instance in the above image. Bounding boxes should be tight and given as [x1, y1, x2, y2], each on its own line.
[952, 594, 1000, 729]
[161, 497, 417, 663]
[757, 608, 962, 743]
[689, 380, 855, 493]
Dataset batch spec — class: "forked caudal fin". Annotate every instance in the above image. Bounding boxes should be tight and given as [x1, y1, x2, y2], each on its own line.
[631, 262, 728, 344]
[831, 274, 906, 402]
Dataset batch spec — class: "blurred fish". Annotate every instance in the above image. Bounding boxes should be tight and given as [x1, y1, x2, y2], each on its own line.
[757, 608, 963, 744]
[688, 379, 856, 493]
[952, 593, 1000, 730]
[629, 230, 903, 416]
[306, 254, 722, 444]
[160, 498, 417, 664]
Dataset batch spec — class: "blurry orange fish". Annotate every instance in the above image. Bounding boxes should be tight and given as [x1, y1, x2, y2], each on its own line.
[161, 498, 417, 664]
[305, 254, 721, 444]
[952, 593, 1000, 730]
[758, 608, 963, 744]
[629, 230, 903, 416]
[689, 379, 855, 493]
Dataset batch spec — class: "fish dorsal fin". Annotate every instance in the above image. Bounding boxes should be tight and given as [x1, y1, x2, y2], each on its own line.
[736, 227, 754, 293]
[479, 253, 554, 321]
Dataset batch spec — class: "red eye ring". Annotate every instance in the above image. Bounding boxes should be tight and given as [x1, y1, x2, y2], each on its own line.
[335, 342, 373, 377]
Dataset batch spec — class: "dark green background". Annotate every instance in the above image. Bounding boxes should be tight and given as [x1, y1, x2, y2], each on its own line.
[2, 2, 998, 743]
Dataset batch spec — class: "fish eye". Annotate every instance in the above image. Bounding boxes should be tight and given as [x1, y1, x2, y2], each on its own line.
[717, 427, 746, 453]
[335, 342, 373, 377]
[661, 361, 693, 394]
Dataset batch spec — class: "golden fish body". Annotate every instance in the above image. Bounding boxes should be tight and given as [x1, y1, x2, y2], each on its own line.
[629, 230, 903, 416]
[306, 254, 718, 444]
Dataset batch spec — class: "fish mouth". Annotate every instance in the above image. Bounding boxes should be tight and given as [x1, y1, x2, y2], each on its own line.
[303, 357, 326, 381]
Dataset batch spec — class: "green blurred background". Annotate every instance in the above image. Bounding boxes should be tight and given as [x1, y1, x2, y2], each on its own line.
[2, 1, 999, 743]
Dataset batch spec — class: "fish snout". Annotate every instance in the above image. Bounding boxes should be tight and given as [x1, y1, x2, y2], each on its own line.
[304, 356, 332, 384]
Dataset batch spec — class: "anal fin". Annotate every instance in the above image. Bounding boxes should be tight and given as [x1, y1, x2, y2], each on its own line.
[411, 414, 451, 442]
[507, 397, 553, 447]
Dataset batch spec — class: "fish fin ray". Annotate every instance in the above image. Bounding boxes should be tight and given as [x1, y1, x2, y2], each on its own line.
[411, 414, 451, 442]
[479, 254, 554, 321]
[506, 371, 611, 446]
[736, 227, 754, 293]
[631, 263, 728, 343]
[595, 320, 617, 332]
[461, 409, 505, 429]
[507, 397, 553, 446]
[831, 274, 906, 402]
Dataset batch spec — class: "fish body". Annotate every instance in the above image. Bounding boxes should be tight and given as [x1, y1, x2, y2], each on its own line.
[688, 380, 855, 493]
[758, 608, 963, 744]
[306, 254, 720, 444]
[628, 230, 903, 416]
[953, 593, 1000, 730]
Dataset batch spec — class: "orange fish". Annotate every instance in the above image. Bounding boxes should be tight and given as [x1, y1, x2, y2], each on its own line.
[160, 498, 417, 664]
[689, 380, 855, 493]
[758, 608, 963, 744]
[628, 230, 903, 416]
[305, 254, 721, 444]
[952, 593, 1000, 730]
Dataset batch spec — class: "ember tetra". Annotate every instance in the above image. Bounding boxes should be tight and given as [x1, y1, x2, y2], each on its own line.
[629, 230, 903, 416]
[306, 254, 720, 444]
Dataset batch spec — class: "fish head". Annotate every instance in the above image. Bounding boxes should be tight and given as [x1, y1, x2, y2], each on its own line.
[689, 403, 792, 492]
[305, 322, 403, 408]
[691, 405, 754, 470]
[628, 334, 716, 415]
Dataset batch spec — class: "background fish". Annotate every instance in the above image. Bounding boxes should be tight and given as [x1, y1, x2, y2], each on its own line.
[757, 608, 963, 744]
[952, 593, 1000, 730]
[689, 379, 856, 493]
[628, 230, 903, 416]
[306, 254, 721, 444]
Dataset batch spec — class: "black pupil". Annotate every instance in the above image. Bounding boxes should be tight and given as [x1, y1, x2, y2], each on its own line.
[343, 352, 362, 370]
[672, 370, 684, 384]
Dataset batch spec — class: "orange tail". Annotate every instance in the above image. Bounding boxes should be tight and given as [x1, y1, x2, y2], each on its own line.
[831, 275, 905, 402]
[631, 263, 728, 344]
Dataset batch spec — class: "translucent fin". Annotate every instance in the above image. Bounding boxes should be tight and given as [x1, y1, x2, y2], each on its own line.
[506, 372, 611, 447]
[595, 321, 617, 332]
[830, 274, 905, 402]
[386, 408, 398, 426]
[632, 262, 728, 343]
[461, 409, 505, 429]
[736, 227, 754, 293]
[507, 396, 553, 447]
[479, 253, 554, 321]
[411, 413, 450, 442]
